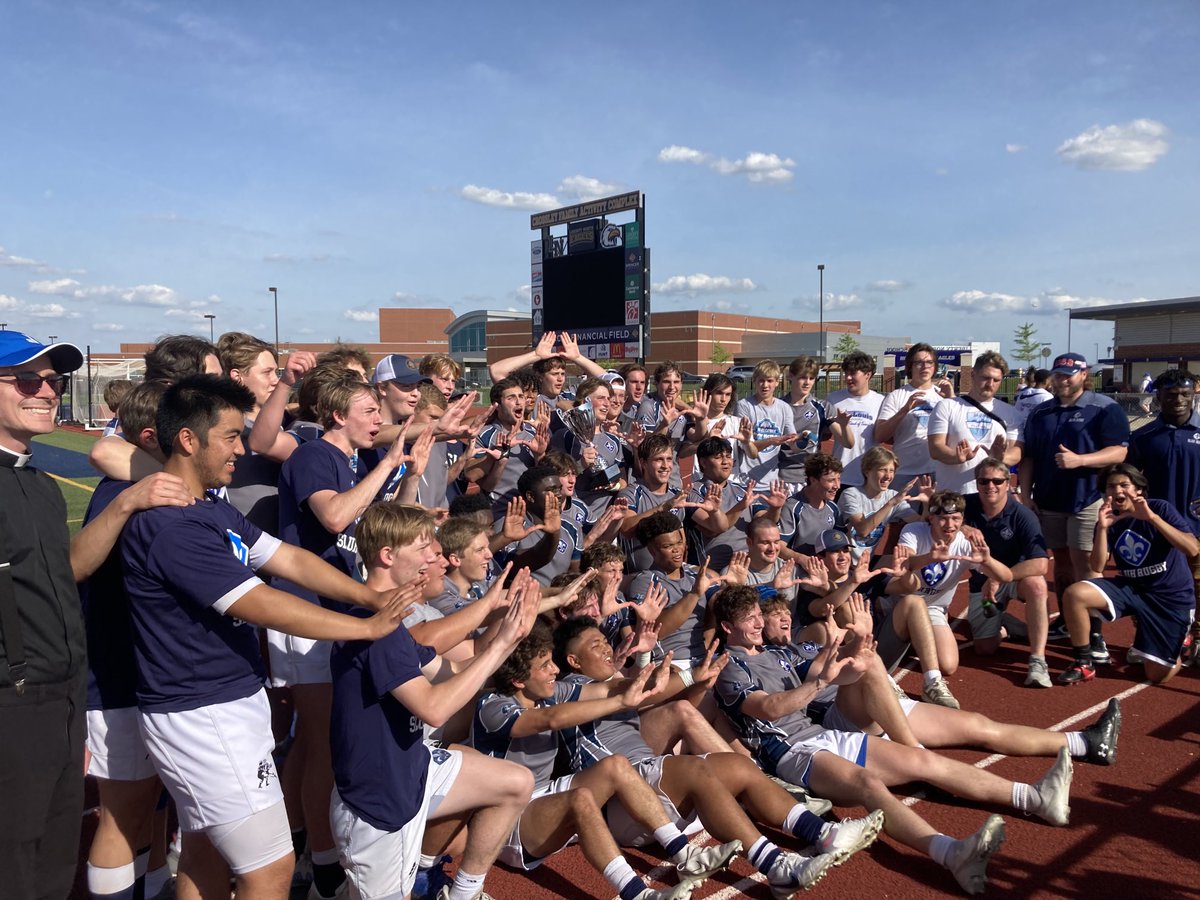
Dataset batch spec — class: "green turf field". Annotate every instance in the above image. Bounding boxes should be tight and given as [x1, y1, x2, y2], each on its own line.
[33, 430, 100, 535]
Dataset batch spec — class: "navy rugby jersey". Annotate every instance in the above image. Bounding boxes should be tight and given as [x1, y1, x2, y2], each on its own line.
[1106, 499, 1195, 608]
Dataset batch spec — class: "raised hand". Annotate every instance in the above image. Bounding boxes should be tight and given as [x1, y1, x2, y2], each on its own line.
[954, 438, 975, 463]
[1129, 495, 1154, 521]
[737, 416, 753, 444]
[541, 491, 562, 534]
[764, 479, 789, 510]
[892, 543, 915, 570]
[404, 425, 436, 477]
[552, 568, 599, 610]
[934, 376, 955, 399]
[502, 497, 540, 543]
[436, 391, 480, 438]
[529, 419, 551, 457]
[533, 330, 557, 359]
[558, 331, 582, 360]
[694, 555, 715, 596]
[620, 657, 665, 707]
[724, 551, 750, 585]
[636, 577, 669, 623]
[481, 562, 516, 611]
[280, 350, 318, 386]
[706, 417, 729, 438]
[690, 638, 728, 689]
[367, 579, 426, 638]
[1096, 498, 1115, 529]
[699, 482, 724, 513]
[833, 408, 852, 430]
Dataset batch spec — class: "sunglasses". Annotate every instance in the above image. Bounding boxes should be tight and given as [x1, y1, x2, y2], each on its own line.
[929, 503, 963, 515]
[1156, 375, 1196, 391]
[975, 477, 1008, 486]
[0, 373, 69, 396]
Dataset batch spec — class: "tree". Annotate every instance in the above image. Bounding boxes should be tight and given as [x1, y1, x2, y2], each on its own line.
[709, 341, 732, 366]
[832, 333, 860, 361]
[1011, 322, 1041, 368]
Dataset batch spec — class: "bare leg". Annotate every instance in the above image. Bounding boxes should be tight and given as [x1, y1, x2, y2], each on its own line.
[892, 595, 941, 674]
[694, 753, 796, 827]
[89, 776, 162, 868]
[864, 736, 1014, 806]
[906, 705, 1066, 757]
[431, 754, 534, 879]
[1049, 546, 1074, 618]
[932, 624, 959, 675]
[571, 755, 672, 830]
[657, 755, 764, 848]
[807, 752, 937, 853]
[1063, 582, 1108, 648]
[1021, 575, 1050, 659]
[291, 684, 336, 860]
[233, 853, 294, 900]
[641, 699, 733, 756]
[174, 831, 231, 900]
[519, 789, 624, 874]
[832, 657, 920, 747]
[1143, 659, 1182, 684]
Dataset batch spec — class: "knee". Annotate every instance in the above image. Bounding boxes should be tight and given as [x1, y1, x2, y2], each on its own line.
[566, 787, 600, 822]
[1019, 576, 1048, 602]
[498, 762, 535, 803]
[597, 754, 636, 783]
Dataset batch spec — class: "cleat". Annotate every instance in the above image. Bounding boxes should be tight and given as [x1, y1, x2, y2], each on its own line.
[412, 855, 453, 900]
[1125, 646, 1149, 666]
[1057, 660, 1095, 684]
[1082, 698, 1121, 766]
[634, 883, 695, 900]
[1024, 657, 1052, 689]
[1046, 620, 1071, 643]
[766, 850, 836, 897]
[921, 676, 960, 709]
[1089, 633, 1111, 665]
[768, 774, 833, 816]
[817, 809, 884, 865]
[674, 839, 741, 887]
[945, 814, 1006, 895]
[1181, 622, 1200, 666]
[887, 674, 909, 702]
[1032, 747, 1073, 826]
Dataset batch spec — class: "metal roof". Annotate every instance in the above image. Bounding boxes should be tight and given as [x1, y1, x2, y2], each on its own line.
[1069, 296, 1200, 321]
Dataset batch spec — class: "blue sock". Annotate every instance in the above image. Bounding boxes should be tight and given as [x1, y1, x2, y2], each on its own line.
[784, 803, 826, 845]
[747, 836, 781, 875]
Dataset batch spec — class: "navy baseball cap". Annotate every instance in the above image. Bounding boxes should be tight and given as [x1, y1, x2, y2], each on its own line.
[372, 353, 423, 386]
[0, 330, 83, 373]
[815, 529, 852, 554]
[1050, 352, 1088, 375]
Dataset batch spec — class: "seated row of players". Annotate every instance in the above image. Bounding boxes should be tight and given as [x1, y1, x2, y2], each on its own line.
[76, 331, 1193, 900]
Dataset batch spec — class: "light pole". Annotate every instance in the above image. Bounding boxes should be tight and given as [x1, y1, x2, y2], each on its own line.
[0, 323, 6, 331]
[268, 287, 279, 354]
[48, 334, 57, 343]
[204, 314, 217, 343]
[817, 264, 825, 362]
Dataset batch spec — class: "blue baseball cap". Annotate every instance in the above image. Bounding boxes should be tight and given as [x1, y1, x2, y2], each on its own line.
[815, 529, 852, 554]
[0, 331, 83, 373]
[1050, 352, 1088, 375]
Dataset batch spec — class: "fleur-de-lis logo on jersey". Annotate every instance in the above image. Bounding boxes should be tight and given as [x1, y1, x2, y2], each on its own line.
[1115, 530, 1151, 567]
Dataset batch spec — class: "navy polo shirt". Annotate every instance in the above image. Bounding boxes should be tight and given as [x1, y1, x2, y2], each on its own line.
[1129, 412, 1200, 535]
[964, 494, 1048, 591]
[1020, 392, 1129, 513]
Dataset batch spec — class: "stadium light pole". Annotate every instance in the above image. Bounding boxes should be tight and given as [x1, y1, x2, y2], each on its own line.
[204, 314, 216, 342]
[268, 287, 280, 354]
[48, 334, 57, 343]
[817, 264, 825, 362]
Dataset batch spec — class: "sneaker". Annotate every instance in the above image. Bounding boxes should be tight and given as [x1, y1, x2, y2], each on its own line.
[1181, 622, 1200, 666]
[1090, 633, 1111, 665]
[921, 676, 961, 709]
[766, 850, 836, 898]
[634, 884, 696, 900]
[887, 675, 909, 702]
[435, 889, 493, 900]
[1082, 698, 1122, 766]
[1024, 657, 1052, 689]
[1046, 620, 1071, 643]
[944, 814, 1006, 896]
[816, 809, 884, 865]
[1125, 646, 1149, 666]
[767, 774, 833, 817]
[1057, 660, 1095, 684]
[1031, 747, 1073, 826]
[675, 839, 741, 886]
[412, 855, 453, 900]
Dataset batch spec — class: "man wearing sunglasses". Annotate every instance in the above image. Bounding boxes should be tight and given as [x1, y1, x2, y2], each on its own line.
[1, 331, 198, 898]
[963, 458, 1052, 687]
[1129, 369, 1200, 665]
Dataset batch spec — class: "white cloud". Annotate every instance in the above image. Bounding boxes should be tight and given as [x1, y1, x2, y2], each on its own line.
[556, 175, 621, 201]
[867, 280, 910, 293]
[1005, 143, 1026, 153]
[794, 292, 870, 311]
[1056, 119, 1169, 171]
[0, 294, 18, 310]
[94, 322, 125, 332]
[0, 246, 45, 269]
[29, 278, 180, 307]
[343, 309, 377, 322]
[26, 303, 79, 319]
[392, 291, 419, 304]
[163, 309, 207, 320]
[460, 184, 560, 210]
[657, 146, 795, 184]
[653, 274, 759, 296]
[941, 288, 1155, 316]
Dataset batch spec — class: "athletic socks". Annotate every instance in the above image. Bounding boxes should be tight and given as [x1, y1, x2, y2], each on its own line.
[928, 833, 955, 867]
[291, 826, 308, 860]
[143, 866, 171, 899]
[1065, 732, 1088, 757]
[1010, 781, 1034, 813]
[654, 822, 690, 860]
[1072, 644, 1093, 663]
[87, 862, 137, 900]
[782, 803, 826, 846]
[605, 856, 650, 900]
[311, 848, 345, 899]
[747, 835, 783, 874]
[132, 845, 150, 900]
[448, 869, 487, 900]
[923, 668, 943, 687]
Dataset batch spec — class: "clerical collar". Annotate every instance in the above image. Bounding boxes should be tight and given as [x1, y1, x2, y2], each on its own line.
[0, 444, 33, 468]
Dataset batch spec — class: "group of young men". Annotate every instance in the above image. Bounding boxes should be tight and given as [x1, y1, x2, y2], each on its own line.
[3, 325, 1193, 900]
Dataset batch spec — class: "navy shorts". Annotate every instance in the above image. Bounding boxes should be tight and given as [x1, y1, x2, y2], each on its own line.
[1081, 578, 1194, 667]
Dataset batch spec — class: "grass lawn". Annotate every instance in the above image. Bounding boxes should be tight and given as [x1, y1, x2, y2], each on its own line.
[33, 429, 101, 535]
[33, 428, 100, 454]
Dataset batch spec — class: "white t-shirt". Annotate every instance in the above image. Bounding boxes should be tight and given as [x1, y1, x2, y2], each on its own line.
[877, 384, 942, 480]
[826, 389, 884, 487]
[926, 396, 1019, 494]
[736, 398, 796, 488]
[692, 413, 746, 479]
[894, 522, 977, 610]
[1013, 387, 1053, 426]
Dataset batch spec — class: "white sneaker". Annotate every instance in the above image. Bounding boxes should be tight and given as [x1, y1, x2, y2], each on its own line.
[675, 839, 741, 885]
[1031, 746, 1073, 826]
[766, 850, 835, 898]
[921, 676, 961, 709]
[1024, 657, 1052, 689]
[435, 888, 493, 900]
[816, 809, 884, 865]
[634, 883, 695, 900]
[887, 675, 909, 702]
[944, 815, 1006, 895]
[767, 774, 834, 816]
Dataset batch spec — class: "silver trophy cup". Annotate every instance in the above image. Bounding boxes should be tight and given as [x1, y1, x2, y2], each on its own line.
[558, 400, 623, 489]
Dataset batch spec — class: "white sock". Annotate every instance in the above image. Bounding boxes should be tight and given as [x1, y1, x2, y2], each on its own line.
[928, 833, 955, 867]
[923, 669, 943, 687]
[86, 861, 136, 895]
[602, 855, 642, 892]
[1011, 781, 1033, 812]
[1065, 732, 1087, 757]
[448, 869, 487, 900]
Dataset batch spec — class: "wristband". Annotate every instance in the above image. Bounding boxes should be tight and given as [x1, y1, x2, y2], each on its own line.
[634, 651, 652, 668]
[677, 669, 695, 688]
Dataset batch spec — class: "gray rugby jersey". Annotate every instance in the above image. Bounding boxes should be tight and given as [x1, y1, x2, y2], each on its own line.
[686, 476, 751, 572]
[558, 673, 657, 771]
[471, 681, 582, 787]
[627, 566, 707, 662]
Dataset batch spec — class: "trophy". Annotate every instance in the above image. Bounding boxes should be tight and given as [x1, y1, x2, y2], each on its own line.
[558, 400, 623, 489]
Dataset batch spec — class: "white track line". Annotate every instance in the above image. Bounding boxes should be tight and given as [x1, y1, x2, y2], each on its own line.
[616, 673, 1149, 900]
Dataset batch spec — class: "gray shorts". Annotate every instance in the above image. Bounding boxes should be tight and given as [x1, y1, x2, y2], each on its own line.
[1038, 500, 1101, 552]
[967, 582, 1020, 641]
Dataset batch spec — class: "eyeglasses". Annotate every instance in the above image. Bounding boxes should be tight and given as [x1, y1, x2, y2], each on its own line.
[975, 477, 1008, 486]
[929, 503, 963, 515]
[0, 373, 68, 396]
[912, 359, 937, 367]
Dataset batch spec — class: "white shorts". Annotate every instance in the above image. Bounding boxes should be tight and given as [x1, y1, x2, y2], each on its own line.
[332, 745, 463, 900]
[822, 695, 918, 735]
[775, 730, 869, 789]
[499, 774, 579, 870]
[605, 755, 704, 847]
[139, 690, 283, 833]
[266, 628, 332, 686]
[86, 707, 157, 782]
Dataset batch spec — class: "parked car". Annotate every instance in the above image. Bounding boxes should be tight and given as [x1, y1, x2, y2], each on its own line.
[727, 365, 756, 382]
[679, 370, 706, 385]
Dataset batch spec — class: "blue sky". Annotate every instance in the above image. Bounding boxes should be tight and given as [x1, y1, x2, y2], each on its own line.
[1, 0, 1196, 364]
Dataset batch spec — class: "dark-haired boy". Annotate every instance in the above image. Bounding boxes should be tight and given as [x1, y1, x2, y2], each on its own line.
[495, 464, 577, 585]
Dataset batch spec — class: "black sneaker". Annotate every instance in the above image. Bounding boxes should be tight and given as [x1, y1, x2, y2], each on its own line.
[1047, 620, 1071, 643]
[1090, 633, 1111, 665]
[1057, 660, 1096, 684]
[1082, 698, 1121, 765]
